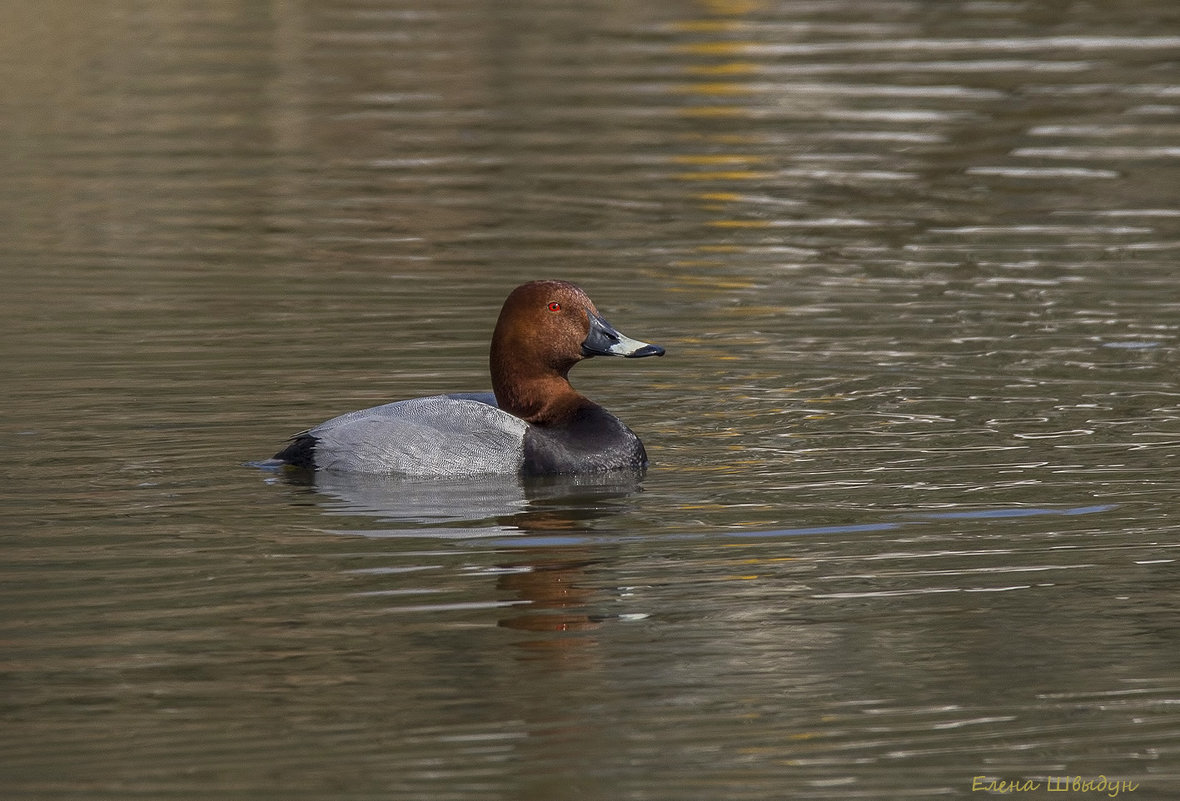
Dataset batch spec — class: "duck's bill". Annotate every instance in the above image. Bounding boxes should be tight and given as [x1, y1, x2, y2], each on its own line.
[582, 311, 666, 358]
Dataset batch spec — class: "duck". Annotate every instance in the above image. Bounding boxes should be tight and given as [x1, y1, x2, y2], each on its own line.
[271, 280, 665, 476]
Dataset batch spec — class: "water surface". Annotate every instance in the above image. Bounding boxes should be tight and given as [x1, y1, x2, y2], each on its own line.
[2, 1, 1179, 798]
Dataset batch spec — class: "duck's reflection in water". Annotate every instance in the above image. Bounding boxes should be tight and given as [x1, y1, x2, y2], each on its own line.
[495, 552, 606, 670]
[281, 468, 646, 650]
[299, 468, 642, 529]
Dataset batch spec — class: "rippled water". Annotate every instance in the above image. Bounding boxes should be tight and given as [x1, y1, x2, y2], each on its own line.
[3, 1, 1179, 798]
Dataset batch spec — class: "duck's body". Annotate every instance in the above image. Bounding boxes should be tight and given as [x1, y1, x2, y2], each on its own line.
[271, 281, 663, 476]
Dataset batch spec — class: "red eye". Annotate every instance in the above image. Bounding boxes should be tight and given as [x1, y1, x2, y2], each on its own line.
[547, 302, 562, 312]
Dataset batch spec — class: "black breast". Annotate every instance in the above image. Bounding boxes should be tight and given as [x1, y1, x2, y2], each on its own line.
[521, 404, 648, 475]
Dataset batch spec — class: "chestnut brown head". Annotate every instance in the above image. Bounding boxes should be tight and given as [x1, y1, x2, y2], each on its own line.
[489, 280, 663, 422]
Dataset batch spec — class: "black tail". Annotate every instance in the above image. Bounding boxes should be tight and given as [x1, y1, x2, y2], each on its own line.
[272, 433, 317, 470]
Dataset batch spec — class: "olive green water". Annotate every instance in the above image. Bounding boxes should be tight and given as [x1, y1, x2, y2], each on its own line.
[2, 1, 1179, 799]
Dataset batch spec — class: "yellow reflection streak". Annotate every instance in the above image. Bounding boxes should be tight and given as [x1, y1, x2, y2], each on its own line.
[673, 170, 773, 181]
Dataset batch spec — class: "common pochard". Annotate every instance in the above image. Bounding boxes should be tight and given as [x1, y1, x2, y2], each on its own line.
[272, 280, 664, 475]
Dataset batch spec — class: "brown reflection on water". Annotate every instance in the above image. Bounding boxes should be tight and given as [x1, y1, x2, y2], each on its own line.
[497, 555, 604, 638]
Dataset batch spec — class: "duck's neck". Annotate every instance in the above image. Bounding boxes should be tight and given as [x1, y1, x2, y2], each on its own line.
[493, 371, 592, 426]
